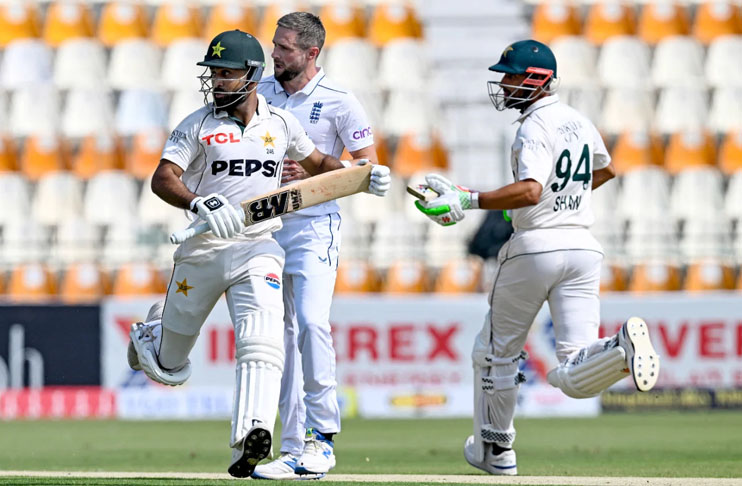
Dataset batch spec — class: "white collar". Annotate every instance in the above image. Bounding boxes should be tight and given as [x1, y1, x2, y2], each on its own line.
[516, 94, 560, 123]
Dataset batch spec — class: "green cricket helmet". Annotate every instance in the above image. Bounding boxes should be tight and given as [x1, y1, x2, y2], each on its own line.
[487, 39, 559, 112]
[197, 30, 265, 112]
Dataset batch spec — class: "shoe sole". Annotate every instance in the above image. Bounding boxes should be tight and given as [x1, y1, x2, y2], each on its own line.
[228, 427, 272, 478]
[622, 317, 660, 392]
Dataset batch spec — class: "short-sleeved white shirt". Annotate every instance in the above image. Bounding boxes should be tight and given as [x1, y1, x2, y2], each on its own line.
[161, 94, 316, 238]
[258, 68, 374, 217]
[508, 95, 610, 233]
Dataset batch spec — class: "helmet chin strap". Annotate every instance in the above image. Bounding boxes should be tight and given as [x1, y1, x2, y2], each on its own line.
[488, 71, 558, 112]
[199, 68, 259, 115]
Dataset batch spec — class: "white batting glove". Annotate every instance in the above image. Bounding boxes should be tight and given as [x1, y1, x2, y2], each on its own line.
[356, 159, 391, 197]
[415, 174, 478, 226]
[190, 193, 244, 238]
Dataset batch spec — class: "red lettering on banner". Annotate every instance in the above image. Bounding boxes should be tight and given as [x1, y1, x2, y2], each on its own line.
[209, 328, 218, 361]
[349, 326, 378, 361]
[599, 321, 624, 339]
[699, 322, 725, 358]
[427, 324, 458, 361]
[205, 326, 235, 363]
[214, 133, 228, 144]
[389, 325, 414, 362]
[737, 323, 742, 357]
[202, 134, 215, 145]
[659, 321, 687, 358]
[0, 387, 116, 419]
[734, 370, 742, 386]
[229, 133, 240, 143]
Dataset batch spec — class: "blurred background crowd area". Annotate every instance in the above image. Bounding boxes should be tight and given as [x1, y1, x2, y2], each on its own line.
[1, 0, 742, 301]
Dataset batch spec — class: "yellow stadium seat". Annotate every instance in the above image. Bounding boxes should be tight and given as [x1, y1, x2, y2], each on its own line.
[584, 3, 636, 45]
[203, 3, 257, 42]
[664, 130, 717, 175]
[531, 2, 581, 44]
[126, 130, 166, 180]
[600, 263, 628, 292]
[7, 263, 57, 301]
[392, 132, 448, 178]
[20, 136, 68, 181]
[637, 3, 690, 45]
[0, 136, 18, 172]
[335, 260, 379, 293]
[629, 262, 682, 292]
[434, 258, 482, 293]
[72, 134, 124, 180]
[43, 2, 94, 47]
[367, 3, 422, 47]
[258, 3, 309, 46]
[112, 262, 166, 296]
[0, 3, 40, 47]
[611, 131, 664, 174]
[382, 259, 428, 293]
[59, 262, 109, 303]
[684, 259, 735, 291]
[319, 3, 365, 48]
[719, 130, 742, 175]
[151, 3, 202, 47]
[98, 2, 148, 47]
[692, 1, 741, 45]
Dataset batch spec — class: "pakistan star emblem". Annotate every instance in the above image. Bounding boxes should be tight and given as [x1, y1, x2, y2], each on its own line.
[176, 278, 194, 297]
[211, 41, 226, 58]
[261, 131, 275, 147]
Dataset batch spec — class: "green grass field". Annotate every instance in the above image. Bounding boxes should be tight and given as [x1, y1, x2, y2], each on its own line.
[0, 412, 740, 485]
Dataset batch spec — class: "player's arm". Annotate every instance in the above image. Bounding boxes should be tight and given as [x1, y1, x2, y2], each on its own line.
[592, 162, 616, 190]
[296, 148, 345, 176]
[349, 144, 378, 165]
[477, 179, 542, 210]
[151, 159, 195, 209]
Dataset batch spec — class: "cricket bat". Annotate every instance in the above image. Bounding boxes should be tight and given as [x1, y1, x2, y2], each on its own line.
[406, 183, 439, 202]
[170, 164, 373, 244]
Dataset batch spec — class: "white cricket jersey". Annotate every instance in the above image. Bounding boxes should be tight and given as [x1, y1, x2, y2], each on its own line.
[258, 68, 374, 217]
[161, 94, 316, 238]
[505, 95, 610, 253]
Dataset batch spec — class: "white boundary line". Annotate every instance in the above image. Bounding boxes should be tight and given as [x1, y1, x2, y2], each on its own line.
[0, 472, 740, 485]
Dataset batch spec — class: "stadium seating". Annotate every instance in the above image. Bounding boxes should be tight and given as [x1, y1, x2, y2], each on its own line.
[378, 39, 429, 91]
[115, 89, 168, 136]
[51, 218, 101, 267]
[0, 3, 40, 47]
[719, 131, 742, 175]
[367, 3, 422, 47]
[162, 38, 208, 91]
[584, 3, 636, 45]
[98, 2, 148, 47]
[71, 133, 124, 179]
[0, 173, 32, 226]
[6, 263, 57, 301]
[108, 39, 162, 91]
[550, 36, 597, 88]
[654, 87, 709, 135]
[381, 259, 428, 293]
[31, 171, 84, 226]
[59, 262, 109, 302]
[42, 1, 94, 47]
[433, 258, 482, 293]
[705, 35, 742, 88]
[664, 131, 717, 174]
[61, 88, 115, 139]
[637, 3, 690, 45]
[20, 136, 68, 181]
[683, 259, 736, 291]
[151, 4, 202, 47]
[0, 39, 53, 89]
[708, 88, 742, 134]
[0, 136, 18, 172]
[335, 260, 380, 293]
[628, 261, 682, 292]
[600, 88, 653, 135]
[125, 130, 167, 180]
[9, 84, 60, 138]
[531, 2, 581, 44]
[319, 3, 366, 47]
[53, 38, 108, 90]
[111, 262, 166, 295]
[598, 36, 651, 89]
[600, 262, 628, 292]
[669, 167, 724, 223]
[610, 131, 664, 174]
[204, 4, 257, 42]
[83, 170, 139, 227]
[692, 1, 741, 45]
[651, 36, 705, 88]
[323, 38, 379, 93]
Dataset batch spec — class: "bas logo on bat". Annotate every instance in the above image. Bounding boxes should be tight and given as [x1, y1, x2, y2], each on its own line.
[246, 189, 303, 223]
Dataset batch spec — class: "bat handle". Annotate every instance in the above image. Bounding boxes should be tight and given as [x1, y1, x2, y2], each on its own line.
[168, 207, 247, 244]
[169, 222, 209, 244]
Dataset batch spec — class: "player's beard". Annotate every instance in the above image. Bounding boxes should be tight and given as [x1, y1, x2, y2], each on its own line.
[213, 87, 247, 112]
[274, 57, 306, 83]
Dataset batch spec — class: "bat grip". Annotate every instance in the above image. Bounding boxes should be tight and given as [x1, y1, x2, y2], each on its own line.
[169, 222, 209, 244]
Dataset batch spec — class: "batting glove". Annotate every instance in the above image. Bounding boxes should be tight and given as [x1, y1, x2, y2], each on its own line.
[357, 159, 391, 197]
[415, 174, 478, 226]
[190, 193, 244, 238]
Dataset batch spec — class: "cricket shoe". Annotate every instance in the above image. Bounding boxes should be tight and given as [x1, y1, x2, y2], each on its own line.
[295, 429, 336, 475]
[229, 424, 273, 478]
[463, 435, 517, 476]
[251, 452, 325, 480]
[127, 301, 165, 371]
[618, 317, 660, 392]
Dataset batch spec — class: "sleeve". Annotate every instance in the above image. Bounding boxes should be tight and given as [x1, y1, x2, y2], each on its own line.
[514, 120, 552, 187]
[285, 111, 316, 161]
[160, 112, 203, 170]
[591, 122, 611, 170]
[336, 92, 374, 152]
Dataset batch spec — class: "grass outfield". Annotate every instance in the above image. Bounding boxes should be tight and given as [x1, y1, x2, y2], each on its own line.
[0, 412, 740, 485]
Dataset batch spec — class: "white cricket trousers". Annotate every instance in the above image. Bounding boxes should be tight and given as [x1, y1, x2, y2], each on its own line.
[274, 213, 341, 456]
[159, 233, 285, 357]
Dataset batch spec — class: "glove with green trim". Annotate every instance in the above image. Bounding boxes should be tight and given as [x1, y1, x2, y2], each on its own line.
[414, 174, 478, 226]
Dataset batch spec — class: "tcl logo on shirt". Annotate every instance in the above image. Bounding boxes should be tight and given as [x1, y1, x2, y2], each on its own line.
[352, 127, 372, 140]
[201, 132, 240, 145]
[211, 159, 278, 177]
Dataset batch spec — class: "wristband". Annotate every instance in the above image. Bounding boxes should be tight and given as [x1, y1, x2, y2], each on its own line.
[470, 191, 480, 209]
[340, 160, 352, 168]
